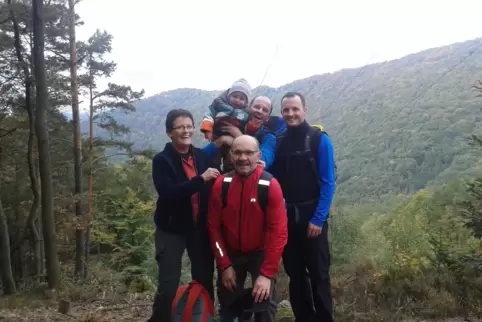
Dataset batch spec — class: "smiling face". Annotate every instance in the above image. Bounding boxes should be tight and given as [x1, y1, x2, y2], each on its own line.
[167, 116, 194, 151]
[230, 135, 261, 176]
[281, 94, 307, 127]
[250, 96, 272, 123]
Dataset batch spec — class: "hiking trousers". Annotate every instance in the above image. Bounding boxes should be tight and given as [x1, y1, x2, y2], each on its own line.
[148, 227, 214, 322]
[217, 251, 277, 322]
[283, 220, 333, 322]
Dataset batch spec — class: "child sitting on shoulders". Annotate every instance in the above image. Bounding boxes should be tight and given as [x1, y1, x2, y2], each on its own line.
[200, 78, 252, 142]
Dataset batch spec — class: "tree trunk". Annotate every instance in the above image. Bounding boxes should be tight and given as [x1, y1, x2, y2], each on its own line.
[27, 136, 42, 281]
[0, 198, 16, 295]
[84, 79, 94, 278]
[68, 0, 85, 279]
[37, 214, 45, 277]
[32, 0, 60, 290]
[0, 147, 16, 294]
[13, 202, 24, 282]
[9, 0, 42, 282]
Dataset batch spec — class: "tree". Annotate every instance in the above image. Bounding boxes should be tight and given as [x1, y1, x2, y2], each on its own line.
[67, 0, 85, 279]
[0, 142, 16, 294]
[32, 0, 60, 289]
[460, 81, 482, 237]
[79, 29, 144, 277]
[8, 0, 43, 280]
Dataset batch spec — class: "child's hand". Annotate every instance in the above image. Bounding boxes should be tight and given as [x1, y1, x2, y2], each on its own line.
[219, 122, 242, 138]
[204, 131, 213, 141]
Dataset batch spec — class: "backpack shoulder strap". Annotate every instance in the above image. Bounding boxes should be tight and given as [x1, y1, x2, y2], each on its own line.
[221, 171, 234, 208]
[181, 283, 203, 322]
[175, 281, 215, 322]
[265, 116, 279, 132]
[257, 171, 273, 213]
[306, 125, 325, 186]
[172, 284, 189, 313]
[307, 125, 338, 184]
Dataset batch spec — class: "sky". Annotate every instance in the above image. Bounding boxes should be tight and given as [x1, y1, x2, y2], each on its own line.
[75, 0, 482, 99]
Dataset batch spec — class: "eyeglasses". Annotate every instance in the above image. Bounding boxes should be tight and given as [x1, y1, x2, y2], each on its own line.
[172, 125, 194, 131]
[230, 150, 259, 157]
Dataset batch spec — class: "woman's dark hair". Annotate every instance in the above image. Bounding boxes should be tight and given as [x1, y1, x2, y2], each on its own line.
[165, 109, 194, 132]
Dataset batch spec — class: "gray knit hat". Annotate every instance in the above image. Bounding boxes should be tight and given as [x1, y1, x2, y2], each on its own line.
[227, 78, 251, 101]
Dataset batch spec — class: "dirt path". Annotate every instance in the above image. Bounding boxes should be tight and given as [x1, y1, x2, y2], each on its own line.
[0, 299, 152, 321]
[0, 299, 479, 322]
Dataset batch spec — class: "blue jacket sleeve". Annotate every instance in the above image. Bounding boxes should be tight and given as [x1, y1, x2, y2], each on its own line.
[275, 118, 287, 136]
[260, 132, 276, 169]
[310, 134, 336, 227]
[202, 142, 218, 158]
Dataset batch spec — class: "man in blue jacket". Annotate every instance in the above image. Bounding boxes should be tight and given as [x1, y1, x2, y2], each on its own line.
[203, 95, 280, 170]
[270, 92, 336, 322]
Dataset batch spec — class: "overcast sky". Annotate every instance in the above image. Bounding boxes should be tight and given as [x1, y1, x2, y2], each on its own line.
[75, 0, 481, 98]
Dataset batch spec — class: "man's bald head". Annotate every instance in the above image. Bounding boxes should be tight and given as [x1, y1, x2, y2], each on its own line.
[249, 96, 273, 123]
[232, 135, 260, 151]
[250, 96, 271, 109]
[230, 135, 261, 176]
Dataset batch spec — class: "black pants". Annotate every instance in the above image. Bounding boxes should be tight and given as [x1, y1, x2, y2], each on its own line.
[283, 221, 333, 322]
[217, 252, 277, 322]
[148, 227, 214, 322]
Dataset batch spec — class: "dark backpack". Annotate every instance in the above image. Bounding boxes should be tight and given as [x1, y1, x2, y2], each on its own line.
[171, 280, 214, 322]
[276, 125, 337, 185]
[221, 170, 273, 213]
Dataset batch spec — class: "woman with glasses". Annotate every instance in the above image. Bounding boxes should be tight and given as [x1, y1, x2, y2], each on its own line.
[148, 109, 220, 321]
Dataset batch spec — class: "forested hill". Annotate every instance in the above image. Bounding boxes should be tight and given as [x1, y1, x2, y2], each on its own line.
[82, 38, 482, 202]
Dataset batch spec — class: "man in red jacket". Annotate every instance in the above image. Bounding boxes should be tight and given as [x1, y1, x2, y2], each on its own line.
[208, 135, 288, 322]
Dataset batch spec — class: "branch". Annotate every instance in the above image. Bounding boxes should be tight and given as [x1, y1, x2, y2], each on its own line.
[50, 137, 74, 147]
[46, 47, 69, 63]
[0, 128, 16, 138]
[75, 53, 87, 66]
[0, 73, 21, 87]
[92, 166, 110, 174]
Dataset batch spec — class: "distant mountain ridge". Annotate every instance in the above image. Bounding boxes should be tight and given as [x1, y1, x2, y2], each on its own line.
[63, 111, 89, 121]
[81, 37, 482, 202]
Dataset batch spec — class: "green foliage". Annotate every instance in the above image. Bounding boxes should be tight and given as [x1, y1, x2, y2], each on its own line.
[330, 180, 482, 318]
[82, 38, 482, 204]
[91, 159, 156, 292]
[459, 135, 482, 237]
[1, 1, 482, 318]
[95, 187, 153, 264]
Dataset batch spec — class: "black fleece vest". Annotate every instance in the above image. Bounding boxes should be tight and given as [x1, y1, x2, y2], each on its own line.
[271, 121, 321, 204]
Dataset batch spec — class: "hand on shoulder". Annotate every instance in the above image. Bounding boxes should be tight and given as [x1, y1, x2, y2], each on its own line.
[201, 168, 220, 182]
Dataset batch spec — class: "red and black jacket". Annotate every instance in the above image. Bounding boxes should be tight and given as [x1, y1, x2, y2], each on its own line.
[152, 143, 214, 234]
[207, 167, 288, 278]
